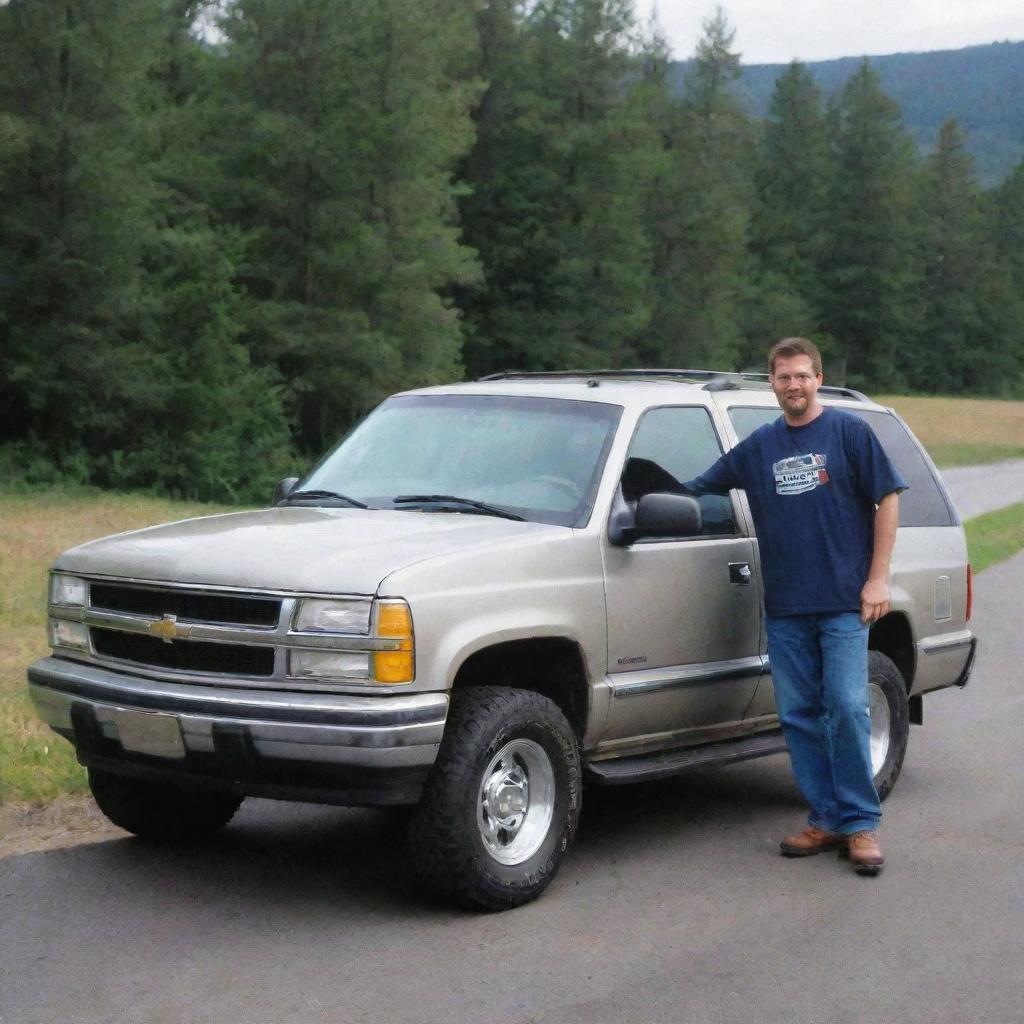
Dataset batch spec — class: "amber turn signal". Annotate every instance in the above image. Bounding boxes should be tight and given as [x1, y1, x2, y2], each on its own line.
[373, 601, 414, 684]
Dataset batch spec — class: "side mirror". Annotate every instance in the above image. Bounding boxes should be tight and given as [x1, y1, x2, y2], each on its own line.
[273, 477, 299, 505]
[610, 492, 703, 545]
[635, 492, 703, 538]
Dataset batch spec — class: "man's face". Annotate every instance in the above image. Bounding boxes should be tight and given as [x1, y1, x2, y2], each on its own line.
[770, 354, 822, 421]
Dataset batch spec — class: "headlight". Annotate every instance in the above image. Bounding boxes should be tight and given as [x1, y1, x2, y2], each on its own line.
[289, 650, 370, 680]
[293, 598, 371, 634]
[49, 618, 90, 652]
[287, 598, 415, 684]
[50, 574, 88, 608]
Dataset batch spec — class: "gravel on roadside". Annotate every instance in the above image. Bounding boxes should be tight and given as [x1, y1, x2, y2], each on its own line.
[0, 793, 126, 858]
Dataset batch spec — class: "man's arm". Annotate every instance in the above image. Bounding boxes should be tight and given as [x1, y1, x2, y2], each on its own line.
[860, 491, 900, 624]
[682, 451, 742, 496]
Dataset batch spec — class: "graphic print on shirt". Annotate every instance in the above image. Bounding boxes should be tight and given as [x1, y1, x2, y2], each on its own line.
[772, 453, 830, 495]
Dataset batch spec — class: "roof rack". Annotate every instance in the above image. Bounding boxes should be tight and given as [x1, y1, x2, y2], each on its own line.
[817, 384, 870, 401]
[479, 368, 748, 385]
[477, 368, 870, 402]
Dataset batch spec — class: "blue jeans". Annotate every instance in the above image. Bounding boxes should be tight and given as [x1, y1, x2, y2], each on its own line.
[766, 612, 881, 835]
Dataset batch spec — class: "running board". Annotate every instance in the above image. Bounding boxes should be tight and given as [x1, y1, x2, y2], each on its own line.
[585, 729, 787, 786]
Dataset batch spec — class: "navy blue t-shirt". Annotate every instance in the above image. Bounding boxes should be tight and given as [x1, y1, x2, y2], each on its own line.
[688, 407, 907, 616]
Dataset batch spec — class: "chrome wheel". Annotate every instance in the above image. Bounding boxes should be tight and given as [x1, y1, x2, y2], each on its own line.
[477, 738, 555, 865]
[868, 680, 892, 776]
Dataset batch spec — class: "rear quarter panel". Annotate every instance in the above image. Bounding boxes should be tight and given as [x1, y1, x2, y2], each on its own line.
[891, 526, 973, 694]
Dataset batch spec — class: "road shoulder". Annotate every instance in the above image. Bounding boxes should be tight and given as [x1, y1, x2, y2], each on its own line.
[0, 793, 126, 858]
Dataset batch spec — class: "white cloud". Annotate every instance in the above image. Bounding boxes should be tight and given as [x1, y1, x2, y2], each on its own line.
[640, 0, 1024, 64]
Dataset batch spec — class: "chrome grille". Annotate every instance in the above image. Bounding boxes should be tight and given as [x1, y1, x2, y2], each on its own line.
[92, 627, 275, 676]
[81, 581, 282, 681]
[49, 577, 403, 692]
[89, 583, 281, 627]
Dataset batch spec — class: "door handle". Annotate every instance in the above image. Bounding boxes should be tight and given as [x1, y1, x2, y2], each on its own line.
[729, 562, 752, 585]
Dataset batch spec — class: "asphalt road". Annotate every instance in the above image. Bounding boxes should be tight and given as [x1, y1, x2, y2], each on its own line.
[940, 459, 1024, 520]
[3, 549, 1022, 1024]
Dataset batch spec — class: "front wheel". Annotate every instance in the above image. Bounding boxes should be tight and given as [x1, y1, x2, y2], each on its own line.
[868, 650, 911, 801]
[409, 687, 581, 911]
[88, 769, 242, 841]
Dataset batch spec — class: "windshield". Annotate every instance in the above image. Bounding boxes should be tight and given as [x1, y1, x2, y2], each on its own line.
[298, 393, 623, 526]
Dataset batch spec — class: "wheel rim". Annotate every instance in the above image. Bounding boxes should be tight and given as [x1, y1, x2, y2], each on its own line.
[868, 681, 891, 776]
[476, 738, 555, 866]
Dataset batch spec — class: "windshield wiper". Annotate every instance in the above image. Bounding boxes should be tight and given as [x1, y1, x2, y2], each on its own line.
[393, 494, 526, 522]
[286, 489, 368, 508]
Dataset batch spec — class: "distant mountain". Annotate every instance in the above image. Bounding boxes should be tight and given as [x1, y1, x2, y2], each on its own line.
[670, 40, 1024, 187]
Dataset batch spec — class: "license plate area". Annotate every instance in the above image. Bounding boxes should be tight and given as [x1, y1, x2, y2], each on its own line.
[111, 708, 185, 758]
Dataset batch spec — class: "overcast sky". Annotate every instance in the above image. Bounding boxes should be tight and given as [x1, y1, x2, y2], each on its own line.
[638, 0, 1024, 64]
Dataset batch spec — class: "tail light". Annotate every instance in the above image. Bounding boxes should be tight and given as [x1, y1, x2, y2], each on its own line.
[966, 564, 973, 622]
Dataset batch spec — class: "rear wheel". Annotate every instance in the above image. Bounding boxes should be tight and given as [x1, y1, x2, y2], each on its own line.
[409, 687, 581, 911]
[867, 651, 910, 801]
[88, 769, 242, 841]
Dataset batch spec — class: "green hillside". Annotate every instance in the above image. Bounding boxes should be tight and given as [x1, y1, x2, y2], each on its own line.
[671, 40, 1024, 187]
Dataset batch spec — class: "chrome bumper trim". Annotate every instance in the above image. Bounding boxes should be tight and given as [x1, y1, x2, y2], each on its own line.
[53, 606, 403, 651]
[28, 657, 446, 769]
[919, 630, 974, 656]
[610, 655, 767, 698]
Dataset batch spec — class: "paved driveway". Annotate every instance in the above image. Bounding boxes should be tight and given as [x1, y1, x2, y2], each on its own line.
[2, 551, 1021, 1024]
[940, 459, 1024, 520]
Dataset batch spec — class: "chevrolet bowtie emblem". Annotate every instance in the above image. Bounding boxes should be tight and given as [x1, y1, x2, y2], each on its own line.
[148, 614, 189, 643]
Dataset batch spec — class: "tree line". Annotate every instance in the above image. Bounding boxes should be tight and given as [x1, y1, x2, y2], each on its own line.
[2, 0, 1023, 502]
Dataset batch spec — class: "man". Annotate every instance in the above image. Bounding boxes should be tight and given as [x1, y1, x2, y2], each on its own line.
[685, 338, 906, 875]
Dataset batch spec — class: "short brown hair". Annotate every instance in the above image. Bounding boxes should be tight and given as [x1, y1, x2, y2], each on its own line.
[768, 337, 822, 375]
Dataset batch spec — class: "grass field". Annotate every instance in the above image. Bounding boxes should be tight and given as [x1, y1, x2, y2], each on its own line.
[877, 395, 1024, 467]
[2, 394, 1023, 807]
[964, 501, 1024, 574]
[0, 490, 236, 805]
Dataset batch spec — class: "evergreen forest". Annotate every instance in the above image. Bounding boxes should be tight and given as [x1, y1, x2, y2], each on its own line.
[2, 0, 1024, 503]
[723, 40, 1024, 187]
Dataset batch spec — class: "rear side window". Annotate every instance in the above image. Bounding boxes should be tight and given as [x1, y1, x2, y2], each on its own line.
[727, 405, 956, 527]
[846, 410, 955, 526]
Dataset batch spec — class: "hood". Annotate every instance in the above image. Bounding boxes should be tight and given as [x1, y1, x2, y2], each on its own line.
[55, 507, 557, 595]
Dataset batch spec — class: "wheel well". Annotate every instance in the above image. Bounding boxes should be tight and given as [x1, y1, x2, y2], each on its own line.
[869, 613, 914, 692]
[451, 639, 589, 738]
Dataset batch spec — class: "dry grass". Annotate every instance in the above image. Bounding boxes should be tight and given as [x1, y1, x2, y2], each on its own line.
[0, 489, 236, 806]
[877, 395, 1024, 467]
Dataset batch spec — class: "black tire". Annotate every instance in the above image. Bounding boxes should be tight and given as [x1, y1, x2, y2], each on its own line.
[88, 769, 242, 841]
[868, 650, 911, 801]
[409, 687, 581, 911]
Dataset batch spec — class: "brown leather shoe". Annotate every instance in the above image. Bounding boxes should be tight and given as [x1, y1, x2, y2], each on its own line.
[846, 831, 885, 875]
[780, 825, 845, 857]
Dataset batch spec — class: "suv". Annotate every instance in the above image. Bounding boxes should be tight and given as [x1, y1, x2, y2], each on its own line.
[29, 370, 977, 908]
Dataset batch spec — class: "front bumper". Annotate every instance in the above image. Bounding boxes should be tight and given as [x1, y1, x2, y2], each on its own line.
[28, 656, 447, 806]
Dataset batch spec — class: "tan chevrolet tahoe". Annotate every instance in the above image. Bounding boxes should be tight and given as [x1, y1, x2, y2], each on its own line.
[29, 370, 977, 909]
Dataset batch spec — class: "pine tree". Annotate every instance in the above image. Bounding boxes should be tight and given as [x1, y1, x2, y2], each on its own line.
[0, 0, 166, 473]
[746, 62, 832, 370]
[822, 62, 922, 389]
[641, 8, 756, 370]
[906, 119, 994, 393]
[987, 160, 1024, 394]
[214, 0, 481, 454]
[459, 0, 654, 376]
[0, 0, 293, 500]
[136, 4, 293, 500]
